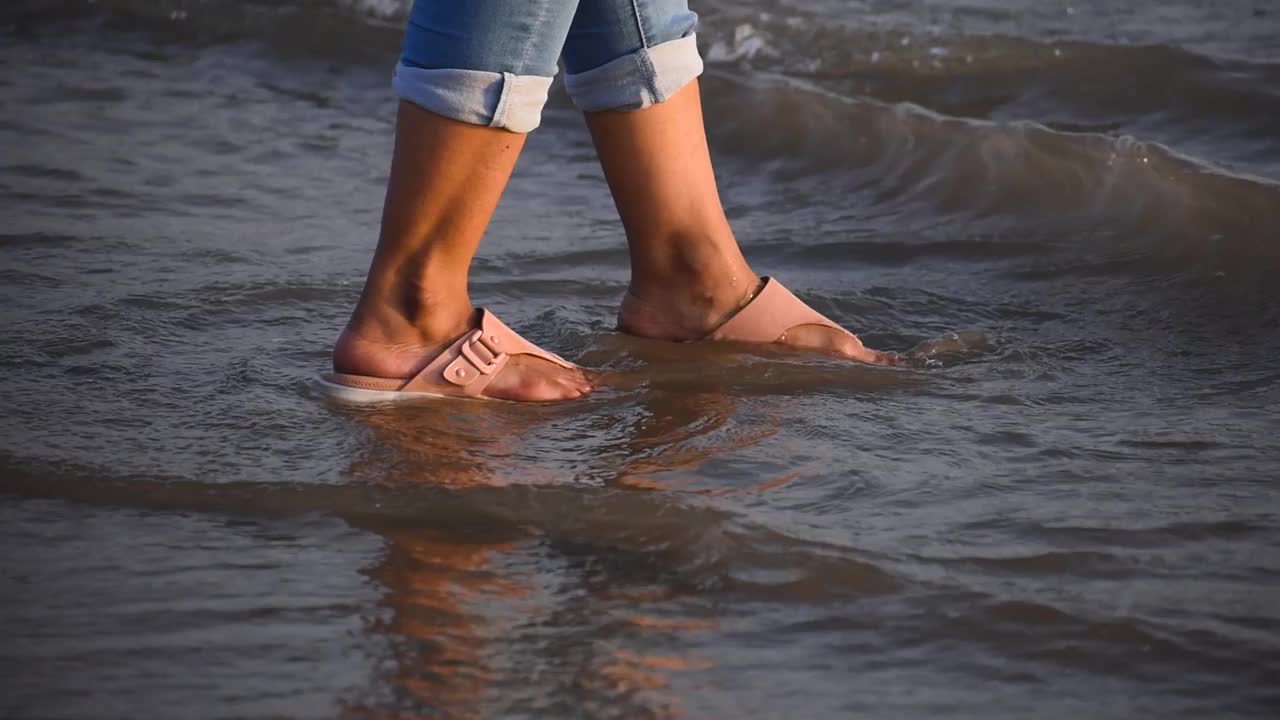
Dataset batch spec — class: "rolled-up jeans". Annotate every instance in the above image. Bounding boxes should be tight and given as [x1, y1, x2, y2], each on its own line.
[393, 0, 703, 133]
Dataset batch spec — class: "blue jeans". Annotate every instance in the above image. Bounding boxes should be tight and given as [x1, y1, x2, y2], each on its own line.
[393, 0, 702, 133]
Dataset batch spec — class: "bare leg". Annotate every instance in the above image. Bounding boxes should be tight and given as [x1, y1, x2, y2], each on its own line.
[587, 81, 885, 364]
[334, 102, 591, 401]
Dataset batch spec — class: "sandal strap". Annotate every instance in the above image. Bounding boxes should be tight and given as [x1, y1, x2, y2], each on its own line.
[401, 309, 573, 397]
[707, 277, 851, 344]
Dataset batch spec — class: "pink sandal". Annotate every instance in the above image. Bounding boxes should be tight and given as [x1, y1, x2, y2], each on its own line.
[317, 310, 578, 403]
[703, 277, 894, 364]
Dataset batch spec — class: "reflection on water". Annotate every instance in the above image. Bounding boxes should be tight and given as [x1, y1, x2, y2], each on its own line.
[339, 388, 757, 718]
[360, 532, 514, 719]
[353, 527, 721, 719]
[3, 0, 1280, 716]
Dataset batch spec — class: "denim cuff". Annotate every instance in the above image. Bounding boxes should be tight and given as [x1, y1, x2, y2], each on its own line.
[565, 33, 703, 112]
[392, 62, 554, 133]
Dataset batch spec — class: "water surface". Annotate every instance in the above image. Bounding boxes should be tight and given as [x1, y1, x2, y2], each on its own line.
[2, 1, 1279, 717]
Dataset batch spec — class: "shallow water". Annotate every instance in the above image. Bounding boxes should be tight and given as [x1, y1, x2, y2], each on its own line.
[2, 0, 1279, 717]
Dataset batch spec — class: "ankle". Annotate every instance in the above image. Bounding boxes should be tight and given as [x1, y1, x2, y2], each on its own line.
[350, 280, 472, 339]
[626, 230, 754, 300]
[334, 275, 475, 377]
[619, 235, 760, 340]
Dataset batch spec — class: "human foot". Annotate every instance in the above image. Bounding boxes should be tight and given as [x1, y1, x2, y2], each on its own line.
[331, 308, 591, 403]
[619, 275, 896, 366]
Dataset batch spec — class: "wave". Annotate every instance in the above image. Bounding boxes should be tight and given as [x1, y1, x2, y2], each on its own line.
[0, 451, 901, 599]
[6, 451, 1276, 683]
[7, 0, 1278, 263]
[703, 72, 1280, 258]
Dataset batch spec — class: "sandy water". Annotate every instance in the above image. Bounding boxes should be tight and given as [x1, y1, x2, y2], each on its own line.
[2, 1, 1279, 717]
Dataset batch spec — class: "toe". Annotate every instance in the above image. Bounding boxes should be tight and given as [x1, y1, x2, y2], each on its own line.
[781, 324, 889, 365]
[564, 367, 593, 394]
[478, 355, 593, 402]
[569, 373, 593, 397]
[872, 350, 901, 366]
[537, 365, 588, 402]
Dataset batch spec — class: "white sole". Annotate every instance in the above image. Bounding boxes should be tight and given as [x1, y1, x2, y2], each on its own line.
[313, 375, 450, 404]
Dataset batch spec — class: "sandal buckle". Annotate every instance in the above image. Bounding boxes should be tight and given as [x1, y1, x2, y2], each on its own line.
[460, 330, 506, 375]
